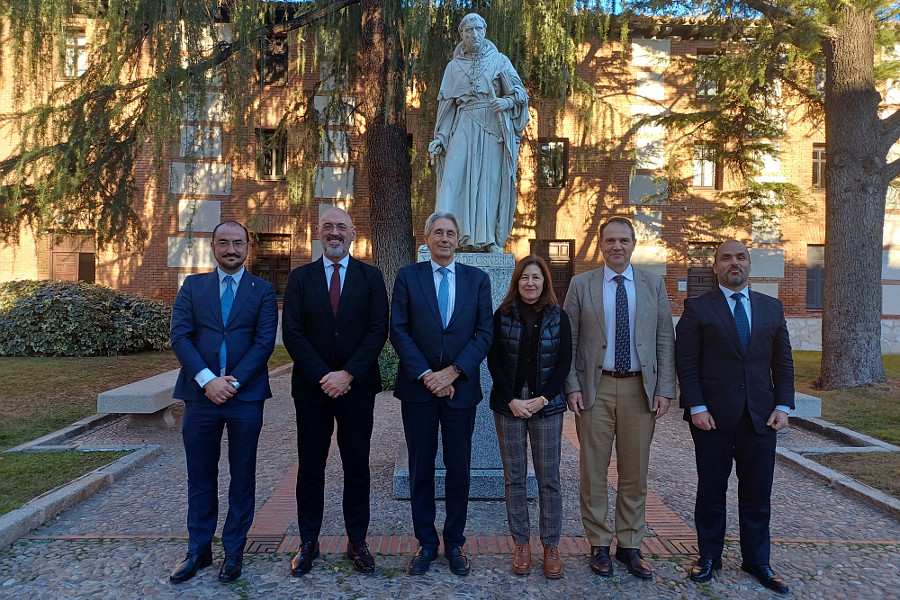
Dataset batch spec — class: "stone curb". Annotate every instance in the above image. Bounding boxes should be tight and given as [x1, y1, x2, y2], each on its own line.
[776, 446, 900, 520]
[4, 413, 122, 453]
[793, 417, 900, 452]
[0, 444, 162, 550]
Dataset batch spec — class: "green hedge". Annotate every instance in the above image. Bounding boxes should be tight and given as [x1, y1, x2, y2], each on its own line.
[379, 342, 398, 391]
[0, 280, 172, 356]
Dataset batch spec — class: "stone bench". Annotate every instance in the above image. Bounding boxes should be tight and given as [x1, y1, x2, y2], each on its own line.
[790, 392, 822, 419]
[97, 368, 181, 428]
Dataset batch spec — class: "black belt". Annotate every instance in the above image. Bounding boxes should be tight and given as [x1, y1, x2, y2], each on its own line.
[601, 369, 642, 378]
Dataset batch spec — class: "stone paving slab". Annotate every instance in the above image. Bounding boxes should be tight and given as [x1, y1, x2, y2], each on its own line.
[1, 370, 900, 599]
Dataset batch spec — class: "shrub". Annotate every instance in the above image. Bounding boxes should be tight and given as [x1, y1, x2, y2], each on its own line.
[0, 280, 172, 356]
[379, 342, 398, 391]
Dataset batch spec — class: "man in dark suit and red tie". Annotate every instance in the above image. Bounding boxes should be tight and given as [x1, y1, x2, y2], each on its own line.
[390, 212, 493, 576]
[282, 206, 389, 577]
[169, 220, 279, 584]
[676, 239, 794, 594]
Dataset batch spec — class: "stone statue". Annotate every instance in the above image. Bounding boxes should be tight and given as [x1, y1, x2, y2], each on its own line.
[428, 13, 529, 253]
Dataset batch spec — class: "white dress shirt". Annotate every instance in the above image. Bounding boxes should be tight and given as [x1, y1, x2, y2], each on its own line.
[431, 259, 456, 324]
[601, 264, 639, 372]
[323, 254, 350, 292]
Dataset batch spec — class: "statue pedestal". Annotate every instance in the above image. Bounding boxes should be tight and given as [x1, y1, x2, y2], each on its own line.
[393, 251, 537, 500]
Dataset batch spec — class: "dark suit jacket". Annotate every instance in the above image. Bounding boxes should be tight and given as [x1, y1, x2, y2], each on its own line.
[676, 288, 794, 433]
[390, 260, 493, 408]
[281, 256, 389, 402]
[171, 269, 279, 402]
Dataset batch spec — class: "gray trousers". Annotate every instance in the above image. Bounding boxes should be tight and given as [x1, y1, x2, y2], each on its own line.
[494, 411, 564, 547]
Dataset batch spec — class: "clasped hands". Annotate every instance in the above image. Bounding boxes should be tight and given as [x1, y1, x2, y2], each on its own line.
[204, 376, 237, 405]
[423, 367, 458, 398]
[508, 396, 545, 419]
[320, 370, 353, 398]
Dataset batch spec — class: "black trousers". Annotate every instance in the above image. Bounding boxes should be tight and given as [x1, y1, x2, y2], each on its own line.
[294, 394, 376, 543]
[690, 407, 777, 565]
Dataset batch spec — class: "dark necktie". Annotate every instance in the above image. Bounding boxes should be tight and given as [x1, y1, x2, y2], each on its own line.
[330, 263, 341, 317]
[614, 274, 630, 374]
[732, 292, 750, 350]
[437, 267, 450, 328]
[219, 275, 234, 374]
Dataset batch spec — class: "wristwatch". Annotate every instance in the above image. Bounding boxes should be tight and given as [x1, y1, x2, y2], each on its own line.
[452, 364, 464, 376]
[540, 395, 548, 406]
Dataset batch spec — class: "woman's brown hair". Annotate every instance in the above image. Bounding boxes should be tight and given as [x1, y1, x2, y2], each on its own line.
[497, 255, 559, 315]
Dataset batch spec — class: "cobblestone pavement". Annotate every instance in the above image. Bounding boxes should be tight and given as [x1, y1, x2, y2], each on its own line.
[1, 371, 899, 599]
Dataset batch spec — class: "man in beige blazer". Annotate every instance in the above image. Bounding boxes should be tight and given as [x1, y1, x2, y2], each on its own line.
[563, 216, 676, 580]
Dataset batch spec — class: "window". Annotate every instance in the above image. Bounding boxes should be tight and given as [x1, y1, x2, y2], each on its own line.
[806, 245, 824, 310]
[538, 139, 568, 188]
[258, 36, 288, 86]
[812, 144, 826, 190]
[693, 145, 720, 189]
[253, 235, 291, 297]
[64, 28, 87, 78]
[257, 129, 287, 180]
[695, 49, 718, 98]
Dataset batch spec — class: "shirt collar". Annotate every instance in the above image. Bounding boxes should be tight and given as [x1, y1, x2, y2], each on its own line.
[217, 266, 245, 285]
[603, 263, 633, 282]
[324, 254, 350, 270]
[720, 284, 749, 298]
[431, 259, 456, 274]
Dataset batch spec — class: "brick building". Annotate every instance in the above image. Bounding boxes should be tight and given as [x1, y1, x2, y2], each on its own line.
[1, 16, 899, 350]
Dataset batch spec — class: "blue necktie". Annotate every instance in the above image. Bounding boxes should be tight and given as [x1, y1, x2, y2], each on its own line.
[613, 275, 630, 374]
[437, 267, 450, 328]
[732, 292, 750, 351]
[219, 275, 234, 374]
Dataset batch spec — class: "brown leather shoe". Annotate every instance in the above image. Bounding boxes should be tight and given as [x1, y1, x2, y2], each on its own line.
[346, 541, 375, 574]
[615, 547, 653, 579]
[512, 543, 531, 575]
[542, 546, 563, 579]
[590, 546, 613, 576]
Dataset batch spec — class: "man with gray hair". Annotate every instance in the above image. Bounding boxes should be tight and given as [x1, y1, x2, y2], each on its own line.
[428, 13, 529, 252]
[391, 212, 493, 575]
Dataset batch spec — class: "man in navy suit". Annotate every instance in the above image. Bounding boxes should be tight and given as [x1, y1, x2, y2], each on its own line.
[391, 212, 493, 576]
[282, 206, 389, 576]
[676, 239, 794, 594]
[169, 220, 278, 584]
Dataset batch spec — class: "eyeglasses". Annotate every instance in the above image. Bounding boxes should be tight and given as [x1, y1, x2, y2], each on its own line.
[320, 223, 351, 233]
[215, 240, 246, 250]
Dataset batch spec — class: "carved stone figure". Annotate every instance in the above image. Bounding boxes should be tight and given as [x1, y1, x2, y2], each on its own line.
[429, 13, 529, 253]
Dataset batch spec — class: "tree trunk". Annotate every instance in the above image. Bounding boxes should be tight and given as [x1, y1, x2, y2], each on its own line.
[359, 0, 414, 297]
[820, 6, 887, 389]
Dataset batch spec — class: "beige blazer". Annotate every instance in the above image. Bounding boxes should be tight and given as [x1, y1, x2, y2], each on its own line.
[563, 265, 676, 410]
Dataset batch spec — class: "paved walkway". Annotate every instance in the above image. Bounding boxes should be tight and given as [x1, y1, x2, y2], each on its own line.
[1, 369, 899, 599]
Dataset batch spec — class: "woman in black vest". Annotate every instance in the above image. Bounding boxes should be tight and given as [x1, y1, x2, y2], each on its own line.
[488, 255, 572, 579]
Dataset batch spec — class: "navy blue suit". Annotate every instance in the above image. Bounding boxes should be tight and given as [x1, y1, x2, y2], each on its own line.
[281, 256, 388, 543]
[171, 268, 278, 556]
[390, 260, 493, 549]
[676, 288, 794, 565]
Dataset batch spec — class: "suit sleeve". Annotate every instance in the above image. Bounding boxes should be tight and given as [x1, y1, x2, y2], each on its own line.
[281, 268, 331, 385]
[675, 297, 705, 408]
[563, 278, 582, 394]
[447, 269, 493, 377]
[170, 277, 211, 380]
[342, 267, 389, 381]
[654, 277, 677, 398]
[770, 300, 795, 408]
[230, 280, 278, 387]
[390, 268, 432, 381]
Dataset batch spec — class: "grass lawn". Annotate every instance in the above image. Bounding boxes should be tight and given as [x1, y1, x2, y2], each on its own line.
[0, 346, 293, 516]
[793, 351, 900, 500]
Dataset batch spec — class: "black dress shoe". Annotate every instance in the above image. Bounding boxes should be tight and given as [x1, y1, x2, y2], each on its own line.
[408, 545, 438, 575]
[291, 540, 320, 577]
[169, 550, 213, 583]
[690, 557, 722, 582]
[347, 541, 375, 574]
[615, 547, 653, 579]
[445, 545, 470, 576]
[741, 562, 790, 594]
[590, 546, 613, 577]
[218, 554, 243, 583]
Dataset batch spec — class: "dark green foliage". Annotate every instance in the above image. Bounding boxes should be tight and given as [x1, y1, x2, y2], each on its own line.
[0, 280, 171, 356]
[378, 341, 398, 391]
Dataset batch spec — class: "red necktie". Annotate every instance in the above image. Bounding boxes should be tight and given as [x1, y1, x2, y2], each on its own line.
[330, 263, 341, 316]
